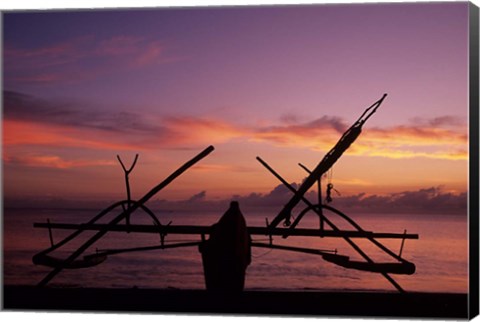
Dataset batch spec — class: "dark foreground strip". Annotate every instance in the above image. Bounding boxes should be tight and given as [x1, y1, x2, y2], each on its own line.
[3, 286, 467, 319]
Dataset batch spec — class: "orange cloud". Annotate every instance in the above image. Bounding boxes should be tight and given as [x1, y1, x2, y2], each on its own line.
[4, 114, 468, 161]
[252, 127, 339, 150]
[352, 146, 468, 160]
[3, 91, 250, 151]
[163, 114, 467, 161]
[3, 116, 247, 152]
[3, 88, 469, 161]
[348, 125, 468, 160]
[163, 117, 248, 145]
[251, 116, 345, 151]
[365, 126, 467, 146]
[3, 120, 140, 151]
[4, 154, 115, 169]
[251, 117, 468, 160]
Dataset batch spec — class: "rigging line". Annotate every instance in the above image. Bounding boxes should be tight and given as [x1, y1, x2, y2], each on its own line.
[251, 238, 272, 242]
[252, 248, 274, 258]
[294, 164, 407, 265]
[298, 163, 324, 229]
[257, 156, 405, 293]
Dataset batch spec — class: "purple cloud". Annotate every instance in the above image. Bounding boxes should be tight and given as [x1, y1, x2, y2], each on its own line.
[3, 90, 163, 135]
[4, 35, 168, 86]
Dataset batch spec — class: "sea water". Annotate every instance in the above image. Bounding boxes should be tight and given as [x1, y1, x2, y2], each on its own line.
[2, 207, 468, 293]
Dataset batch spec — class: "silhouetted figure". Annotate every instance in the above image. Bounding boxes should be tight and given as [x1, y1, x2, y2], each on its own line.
[199, 201, 251, 292]
[326, 183, 340, 203]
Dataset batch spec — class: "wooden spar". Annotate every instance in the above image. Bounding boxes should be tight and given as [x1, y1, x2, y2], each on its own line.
[98, 241, 202, 256]
[34, 222, 419, 240]
[399, 229, 407, 257]
[322, 204, 414, 263]
[251, 242, 336, 256]
[36, 145, 215, 287]
[117, 154, 139, 225]
[298, 163, 324, 231]
[47, 218, 54, 247]
[322, 253, 416, 275]
[33, 253, 107, 269]
[98, 242, 335, 258]
[296, 161, 415, 265]
[34, 200, 132, 261]
[34, 200, 160, 263]
[269, 94, 387, 228]
[253, 243, 416, 275]
[256, 155, 407, 293]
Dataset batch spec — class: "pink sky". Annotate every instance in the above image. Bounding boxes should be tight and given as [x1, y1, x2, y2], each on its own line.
[2, 3, 470, 210]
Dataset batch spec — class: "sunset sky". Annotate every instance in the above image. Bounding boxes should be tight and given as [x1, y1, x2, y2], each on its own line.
[2, 2, 470, 211]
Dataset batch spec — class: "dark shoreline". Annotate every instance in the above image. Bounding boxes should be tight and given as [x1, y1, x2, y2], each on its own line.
[2, 286, 468, 319]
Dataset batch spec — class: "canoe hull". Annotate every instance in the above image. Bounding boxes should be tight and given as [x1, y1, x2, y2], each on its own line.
[33, 253, 107, 269]
[199, 201, 251, 292]
[322, 253, 416, 275]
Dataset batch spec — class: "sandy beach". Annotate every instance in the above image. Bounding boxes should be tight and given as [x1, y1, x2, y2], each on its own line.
[2, 286, 468, 319]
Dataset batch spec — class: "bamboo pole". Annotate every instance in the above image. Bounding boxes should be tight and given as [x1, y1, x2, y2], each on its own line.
[256, 156, 406, 293]
[251, 242, 337, 256]
[98, 241, 202, 256]
[36, 145, 214, 287]
[117, 154, 139, 226]
[269, 94, 387, 228]
[34, 222, 419, 240]
[35, 200, 130, 257]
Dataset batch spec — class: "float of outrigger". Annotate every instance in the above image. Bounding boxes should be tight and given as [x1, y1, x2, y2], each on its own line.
[33, 94, 419, 293]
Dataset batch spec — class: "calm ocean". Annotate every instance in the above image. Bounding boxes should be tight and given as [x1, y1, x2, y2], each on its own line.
[3, 207, 468, 293]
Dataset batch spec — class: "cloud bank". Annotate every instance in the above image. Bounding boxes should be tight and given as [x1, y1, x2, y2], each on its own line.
[3, 90, 468, 168]
[4, 184, 467, 216]
[148, 185, 466, 216]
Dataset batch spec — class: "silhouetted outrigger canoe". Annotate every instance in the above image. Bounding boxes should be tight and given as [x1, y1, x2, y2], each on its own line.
[32, 94, 419, 293]
[32, 253, 107, 269]
[322, 253, 416, 275]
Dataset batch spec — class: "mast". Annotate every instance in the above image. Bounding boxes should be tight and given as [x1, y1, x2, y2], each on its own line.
[269, 94, 387, 228]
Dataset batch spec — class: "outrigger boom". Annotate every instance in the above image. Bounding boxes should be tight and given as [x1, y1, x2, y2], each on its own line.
[35, 222, 418, 240]
[32, 94, 419, 292]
